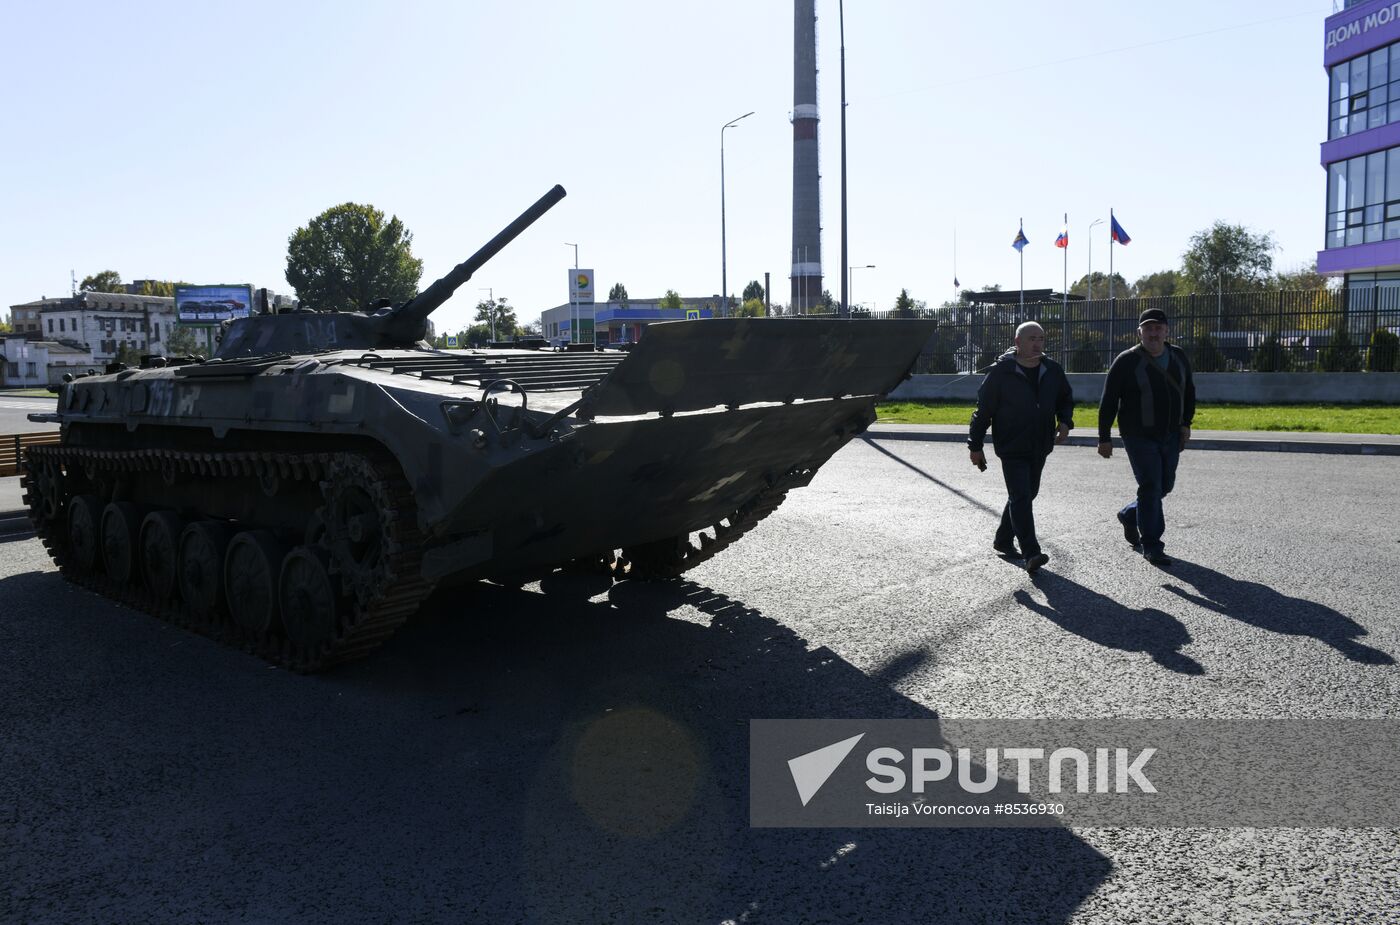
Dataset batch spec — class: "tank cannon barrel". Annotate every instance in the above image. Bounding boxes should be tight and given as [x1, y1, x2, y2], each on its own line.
[380, 183, 567, 343]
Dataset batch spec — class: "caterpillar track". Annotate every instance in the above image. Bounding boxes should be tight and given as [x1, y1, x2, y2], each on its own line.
[20, 441, 804, 671]
[21, 444, 435, 673]
[616, 468, 808, 580]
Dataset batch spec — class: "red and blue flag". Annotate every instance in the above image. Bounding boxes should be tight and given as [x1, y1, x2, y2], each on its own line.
[1111, 214, 1131, 245]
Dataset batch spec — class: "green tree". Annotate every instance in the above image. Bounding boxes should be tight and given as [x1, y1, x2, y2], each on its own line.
[736, 297, 766, 318]
[137, 280, 194, 298]
[1368, 328, 1399, 371]
[114, 343, 143, 366]
[893, 288, 918, 318]
[975, 341, 1004, 372]
[742, 280, 765, 303]
[1272, 262, 1326, 291]
[924, 325, 958, 373]
[0, 317, 11, 334]
[1133, 270, 1180, 299]
[1253, 330, 1294, 372]
[1319, 317, 1363, 371]
[165, 324, 200, 356]
[1188, 322, 1226, 372]
[658, 290, 684, 310]
[1181, 222, 1277, 293]
[819, 289, 838, 313]
[608, 282, 629, 306]
[1069, 272, 1130, 300]
[1068, 333, 1107, 373]
[80, 270, 123, 293]
[284, 203, 423, 312]
[474, 297, 518, 340]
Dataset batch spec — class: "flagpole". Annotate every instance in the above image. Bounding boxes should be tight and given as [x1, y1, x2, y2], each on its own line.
[1019, 217, 1024, 313]
[1062, 212, 1068, 314]
[1109, 209, 1115, 301]
[1063, 212, 1068, 362]
[1108, 209, 1115, 369]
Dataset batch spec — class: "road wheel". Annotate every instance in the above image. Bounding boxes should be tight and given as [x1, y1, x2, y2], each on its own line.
[140, 511, 185, 600]
[179, 521, 233, 621]
[101, 502, 147, 584]
[224, 530, 286, 636]
[280, 546, 338, 652]
[68, 495, 103, 572]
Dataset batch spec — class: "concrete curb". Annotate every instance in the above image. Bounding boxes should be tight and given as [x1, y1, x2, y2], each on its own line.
[865, 423, 1400, 456]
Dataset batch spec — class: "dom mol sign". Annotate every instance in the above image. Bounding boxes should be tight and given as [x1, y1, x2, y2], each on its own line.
[1328, 3, 1400, 50]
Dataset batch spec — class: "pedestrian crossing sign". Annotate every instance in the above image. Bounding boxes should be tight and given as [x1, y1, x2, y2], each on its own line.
[685, 309, 700, 321]
[446, 335, 459, 348]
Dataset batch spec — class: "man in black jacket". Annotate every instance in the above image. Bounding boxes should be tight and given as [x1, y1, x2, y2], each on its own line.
[968, 321, 1074, 573]
[1097, 307, 1196, 567]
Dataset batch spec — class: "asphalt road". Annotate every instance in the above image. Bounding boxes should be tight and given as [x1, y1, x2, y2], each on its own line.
[0, 394, 59, 435]
[2, 439, 1397, 924]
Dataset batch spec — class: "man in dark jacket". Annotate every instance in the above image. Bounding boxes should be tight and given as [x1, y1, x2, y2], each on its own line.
[968, 321, 1074, 573]
[1097, 307, 1196, 567]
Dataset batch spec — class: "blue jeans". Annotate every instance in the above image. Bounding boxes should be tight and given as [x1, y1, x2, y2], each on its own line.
[995, 454, 1046, 557]
[1120, 434, 1181, 555]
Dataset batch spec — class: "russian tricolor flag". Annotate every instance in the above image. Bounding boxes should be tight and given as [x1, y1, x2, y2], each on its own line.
[1055, 226, 1068, 248]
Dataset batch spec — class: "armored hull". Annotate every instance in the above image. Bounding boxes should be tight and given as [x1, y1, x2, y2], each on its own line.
[22, 187, 935, 670]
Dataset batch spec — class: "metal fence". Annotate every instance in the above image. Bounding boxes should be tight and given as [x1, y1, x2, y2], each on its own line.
[860, 288, 1400, 374]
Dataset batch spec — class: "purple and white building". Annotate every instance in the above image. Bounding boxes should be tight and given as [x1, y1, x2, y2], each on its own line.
[1318, 0, 1400, 301]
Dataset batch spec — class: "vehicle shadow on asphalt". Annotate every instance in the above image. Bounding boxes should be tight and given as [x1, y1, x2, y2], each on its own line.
[1015, 573, 1205, 676]
[0, 563, 1114, 925]
[329, 577, 1114, 924]
[1160, 560, 1395, 666]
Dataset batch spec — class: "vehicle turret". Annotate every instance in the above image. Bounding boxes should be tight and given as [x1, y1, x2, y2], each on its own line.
[216, 185, 567, 359]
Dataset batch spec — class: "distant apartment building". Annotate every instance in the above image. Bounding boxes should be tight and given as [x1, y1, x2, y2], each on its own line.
[7, 291, 177, 363]
[0, 338, 94, 387]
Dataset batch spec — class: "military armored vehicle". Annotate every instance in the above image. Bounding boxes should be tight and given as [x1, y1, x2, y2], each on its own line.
[23, 185, 935, 671]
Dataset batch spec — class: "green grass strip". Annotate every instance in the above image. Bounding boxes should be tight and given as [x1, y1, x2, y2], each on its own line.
[877, 400, 1400, 435]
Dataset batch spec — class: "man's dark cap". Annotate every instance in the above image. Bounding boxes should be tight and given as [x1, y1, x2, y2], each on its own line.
[1139, 308, 1168, 325]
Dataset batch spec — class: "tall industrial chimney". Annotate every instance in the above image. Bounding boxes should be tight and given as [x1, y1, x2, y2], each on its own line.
[791, 0, 822, 312]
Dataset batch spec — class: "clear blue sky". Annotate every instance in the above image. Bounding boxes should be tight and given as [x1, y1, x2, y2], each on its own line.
[1, 0, 1332, 336]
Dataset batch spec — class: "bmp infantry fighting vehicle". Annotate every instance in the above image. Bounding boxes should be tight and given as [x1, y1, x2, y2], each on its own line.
[23, 185, 935, 671]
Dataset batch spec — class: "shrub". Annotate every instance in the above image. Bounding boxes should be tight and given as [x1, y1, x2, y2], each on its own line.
[974, 345, 1002, 372]
[1368, 327, 1399, 371]
[927, 351, 957, 373]
[1253, 331, 1293, 372]
[1189, 324, 1226, 372]
[1319, 318, 1363, 372]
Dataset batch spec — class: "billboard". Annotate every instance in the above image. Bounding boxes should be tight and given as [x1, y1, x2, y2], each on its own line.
[175, 284, 254, 325]
[569, 269, 595, 304]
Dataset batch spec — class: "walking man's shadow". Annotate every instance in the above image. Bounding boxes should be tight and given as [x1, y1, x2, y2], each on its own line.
[1162, 560, 1394, 666]
[1014, 572, 1204, 675]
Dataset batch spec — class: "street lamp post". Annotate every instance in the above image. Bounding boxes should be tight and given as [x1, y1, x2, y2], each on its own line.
[848, 264, 874, 314]
[1087, 218, 1105, 301]
[721, 111, 754, 318]
[565, 242, 578, 347]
